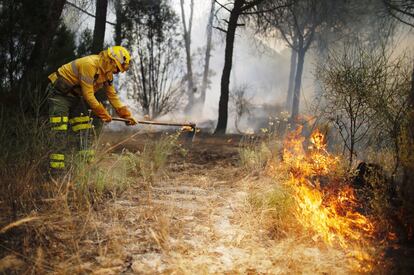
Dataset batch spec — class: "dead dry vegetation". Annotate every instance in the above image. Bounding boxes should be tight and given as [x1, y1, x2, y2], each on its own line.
[0, 128, 409, 274]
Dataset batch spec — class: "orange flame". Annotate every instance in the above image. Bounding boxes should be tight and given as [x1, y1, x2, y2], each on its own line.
[181, 125, 194, 132]
[270, 128, 377, 272]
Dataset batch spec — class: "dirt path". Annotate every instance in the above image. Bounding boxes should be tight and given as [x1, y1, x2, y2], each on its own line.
[87, 134, 349, 274]
[0, 132, 408, 273]
[124, 168, 254, 274]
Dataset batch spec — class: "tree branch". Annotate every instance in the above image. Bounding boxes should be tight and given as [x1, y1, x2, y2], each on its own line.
[223, 19, 245, 26]
[241, 3, 291, 15]
[213, 26, 227, 33]
[278, 28, 296, 49]
[215, 0, 232, 13]
[241, 0, 266, 12]
[303, 26, 316, 51]
[384, 0, 414, 27]
[384, 1, 414, 17]
[66, 1, 116, 26]
[388, 9, 414, 27]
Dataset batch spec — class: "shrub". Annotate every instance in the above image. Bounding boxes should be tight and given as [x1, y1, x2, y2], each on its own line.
[248, 183, 299, 238]
[0, 108, 51, 216]
[315, 43, 411, 169]
[133, 131, 182, 183]
[73, 150, 137, 202]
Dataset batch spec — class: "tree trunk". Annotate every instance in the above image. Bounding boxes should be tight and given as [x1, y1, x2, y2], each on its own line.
[286, 47, 297, 110]
[410, 63, 414, 140]
[214, 0, 244, 135]
[23, 0, 66, 87]
[401, 63, 414, 240]
[181, 0, 195, 113]
[404, 62, 414, 186]
[349, 117, 355, 168]
[290, 46, 305, 123]
[114, 0, 124, 45]
[199, 0, 215, 107]
[92, 0, 108, 53]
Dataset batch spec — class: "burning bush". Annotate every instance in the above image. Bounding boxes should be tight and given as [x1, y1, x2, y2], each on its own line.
[314, 41, 414, 248]
[247, 127, 401, 272]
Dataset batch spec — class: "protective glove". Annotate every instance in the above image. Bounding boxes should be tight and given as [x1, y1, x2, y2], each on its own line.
[126, 117, 137, 126]
[116, 106, 137, 126]
[116, 106, 132, 118]
[94, 103, 112, 122]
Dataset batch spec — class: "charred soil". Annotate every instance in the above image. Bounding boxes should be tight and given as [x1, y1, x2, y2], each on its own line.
[0, 130, 412, 274]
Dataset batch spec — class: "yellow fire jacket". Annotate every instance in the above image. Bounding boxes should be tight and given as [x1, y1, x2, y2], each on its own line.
[48, 54, 124, 111]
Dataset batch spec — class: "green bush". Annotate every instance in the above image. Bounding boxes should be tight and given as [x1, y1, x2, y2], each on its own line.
[0, 108, 51, 216]
[239, 142, 272, 171]
[238, 130, 282, 173]
[249, 183, 299, 238]
[133, 131, 182, 183]
[73, 150, 137, 202]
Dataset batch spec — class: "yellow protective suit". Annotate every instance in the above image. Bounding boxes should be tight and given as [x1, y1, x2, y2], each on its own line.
[48, 51, 126, 121]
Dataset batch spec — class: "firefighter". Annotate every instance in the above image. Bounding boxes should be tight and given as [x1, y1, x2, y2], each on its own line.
[46, 46, 137, 173]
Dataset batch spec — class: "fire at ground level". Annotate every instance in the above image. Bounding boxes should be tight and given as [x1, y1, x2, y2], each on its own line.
[0, 129, 413, 274]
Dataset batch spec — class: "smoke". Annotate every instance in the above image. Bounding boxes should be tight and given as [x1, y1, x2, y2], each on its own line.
[104, 1, 414, 133]
[162, 1, 297, 132]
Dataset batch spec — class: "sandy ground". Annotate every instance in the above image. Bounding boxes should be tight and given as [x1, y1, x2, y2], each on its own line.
[2, 130, 397, 274]
[79, 131, 353, 274]
[1, 128, 413, 274]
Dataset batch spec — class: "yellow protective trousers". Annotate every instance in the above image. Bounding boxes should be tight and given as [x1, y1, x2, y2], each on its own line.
[46, 83, 101, 172]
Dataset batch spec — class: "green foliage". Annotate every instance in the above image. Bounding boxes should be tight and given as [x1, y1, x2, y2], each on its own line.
[121, 0, 184, 117]
[238, 121, 283, 172]
[0, 0, 45, 91]
[369, 177, 395, 222]
[350, 162, 405, 241]
[316, 43, 411, 168]
[0, 105, 51, 214]
[77, 29, 94, 57]
[248, 182, 299, 238]
[239, 140, 272, 172]
[133, 131, 182, 182]
[0, 1, 76, 97]
[46, 25, 77, 74]
[73, 151, 136, 201]
[316, 43, 413, 240]
[313, 0, 396, 56]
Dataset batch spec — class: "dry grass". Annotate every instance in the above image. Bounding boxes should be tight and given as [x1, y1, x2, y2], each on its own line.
[238, 133, 282, 174]
[0, 126, 186, 273]
[1, 125, 406, 273]
[0, 255, 25, 273]
[237, 130, 392, 273]
[364, 148, 396, 174]
[133, 131, 184, 183]
[240, 175, 368, 274]
[0, 216, 41, 234]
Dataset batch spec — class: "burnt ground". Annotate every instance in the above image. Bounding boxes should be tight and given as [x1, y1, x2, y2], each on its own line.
[81, 130, 353, 274]
[1, 129, 413, 274]
[94, 130, 414, 275]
